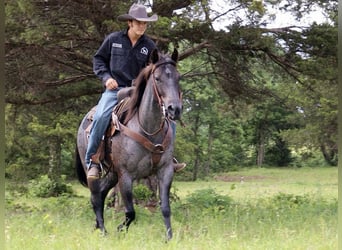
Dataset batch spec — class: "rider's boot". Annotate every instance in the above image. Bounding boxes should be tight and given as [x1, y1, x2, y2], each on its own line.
[86, 141, 104, 180]
[173, 157, 186, 173]
[87, 155, 101, 179]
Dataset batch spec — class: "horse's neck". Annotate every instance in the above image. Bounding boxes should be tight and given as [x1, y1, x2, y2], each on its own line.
[138, 79, 164, 134]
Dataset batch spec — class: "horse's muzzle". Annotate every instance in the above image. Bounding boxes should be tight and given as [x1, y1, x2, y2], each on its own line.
[167, 103, 182, 120]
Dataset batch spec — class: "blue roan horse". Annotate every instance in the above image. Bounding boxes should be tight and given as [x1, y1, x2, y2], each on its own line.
[75, 49, 182, 240]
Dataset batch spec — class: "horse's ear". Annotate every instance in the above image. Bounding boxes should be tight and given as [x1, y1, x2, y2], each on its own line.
[150, 49, 159, 64]
[171, 48, 178, 63]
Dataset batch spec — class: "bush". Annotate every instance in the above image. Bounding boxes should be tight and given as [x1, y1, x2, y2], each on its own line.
[133, 184, 154, 202]
[29, 175, 74, 198]
[270, 193, 311, 208]
[186, 188, 233, 210]
[173, 188, 233, 221]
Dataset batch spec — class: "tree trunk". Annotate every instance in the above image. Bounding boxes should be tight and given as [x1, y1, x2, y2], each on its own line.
[48, 136, 62, 180]
[320, 143, 338, 166]
[192, 114, 201, 181]
[192, 148, 200, 181]
[256, 130, 265, 167]
[205, 123, 214, 176]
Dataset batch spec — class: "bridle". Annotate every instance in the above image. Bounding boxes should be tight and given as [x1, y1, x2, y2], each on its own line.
[151, 60, 177, 111]
[137, 60, 178, 136]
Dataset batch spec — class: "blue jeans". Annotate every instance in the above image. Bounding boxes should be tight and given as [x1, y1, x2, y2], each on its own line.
[85, 88, 120, 167]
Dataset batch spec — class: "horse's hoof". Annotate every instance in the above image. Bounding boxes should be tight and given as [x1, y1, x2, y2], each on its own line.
[165, 228, 173, 241]
[117, 224, 125, 232]
[100, 229, 108, 237]
[93, 228, 107, 237]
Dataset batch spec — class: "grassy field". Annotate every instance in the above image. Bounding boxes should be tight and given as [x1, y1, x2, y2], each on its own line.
[5, 167, 337, 250]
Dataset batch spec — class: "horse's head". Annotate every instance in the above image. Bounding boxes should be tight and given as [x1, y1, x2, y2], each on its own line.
[150, 49, 182, 120]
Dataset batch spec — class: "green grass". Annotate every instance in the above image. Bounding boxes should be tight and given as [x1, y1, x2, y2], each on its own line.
[5, 167, 337, 250]
[175, 167, 338, 202]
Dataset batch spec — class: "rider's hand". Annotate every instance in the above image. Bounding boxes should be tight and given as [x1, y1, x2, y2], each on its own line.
[105, 78, 118, 90]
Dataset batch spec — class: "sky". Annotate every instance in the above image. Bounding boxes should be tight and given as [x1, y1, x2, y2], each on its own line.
[210, 0, 329, 30]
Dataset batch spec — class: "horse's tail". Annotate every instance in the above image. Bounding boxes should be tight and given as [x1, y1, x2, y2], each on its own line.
[75, 145, 88, 187]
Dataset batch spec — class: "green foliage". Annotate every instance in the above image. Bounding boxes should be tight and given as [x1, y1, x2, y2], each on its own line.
[264, 136, 293, 166]
[133, 184, 154, 202]
[173, 188, 233, 218]
[28, 175, 74, 198]
[270, 193, 312, 208]
[289, 148, 329, 168]
[186, 188, 233, 209]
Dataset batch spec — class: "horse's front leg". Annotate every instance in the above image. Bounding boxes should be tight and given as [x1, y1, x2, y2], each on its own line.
[88, 180, 109, 235]
[88, 175, 117, 235]
[90, 191, 107, 234]
[117, 174, 135, 232]
[158, 166, 174, 240]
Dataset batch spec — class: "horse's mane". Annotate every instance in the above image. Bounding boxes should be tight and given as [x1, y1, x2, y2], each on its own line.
[123, 63, 153, 124]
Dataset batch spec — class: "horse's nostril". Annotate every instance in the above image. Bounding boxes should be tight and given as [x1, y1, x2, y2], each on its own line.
[168, 105, 181, 120]
[174, 107, 180, 117]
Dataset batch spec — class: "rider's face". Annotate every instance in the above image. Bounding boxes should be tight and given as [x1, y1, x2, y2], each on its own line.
[129, 20, 147, 37]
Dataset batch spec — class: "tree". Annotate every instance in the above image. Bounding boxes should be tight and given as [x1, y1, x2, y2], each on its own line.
[276, 22, 338, 166]
[244, 100, 297, 167]
[6, 0, 337, 104]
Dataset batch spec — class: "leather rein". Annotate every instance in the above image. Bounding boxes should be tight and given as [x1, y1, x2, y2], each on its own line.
[119, 60, 177, 167]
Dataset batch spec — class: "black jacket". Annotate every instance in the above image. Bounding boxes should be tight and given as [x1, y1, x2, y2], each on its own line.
[93, 29, 156, 87]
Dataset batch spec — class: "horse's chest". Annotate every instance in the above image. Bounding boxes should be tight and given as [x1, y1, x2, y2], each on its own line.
[125, 152, 171, 179]
[112, 130, 171, 178]
[135, 158, 153, 176]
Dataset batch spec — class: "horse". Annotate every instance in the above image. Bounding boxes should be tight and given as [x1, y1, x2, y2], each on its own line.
[75, 49, 182, 240]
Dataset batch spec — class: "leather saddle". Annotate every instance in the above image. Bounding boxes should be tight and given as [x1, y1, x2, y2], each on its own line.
[84, 87, 134, 170]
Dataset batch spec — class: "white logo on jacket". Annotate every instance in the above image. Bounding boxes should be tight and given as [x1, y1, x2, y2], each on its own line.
[140, 47, 148, 55]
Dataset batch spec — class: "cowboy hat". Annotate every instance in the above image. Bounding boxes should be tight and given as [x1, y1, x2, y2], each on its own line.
[117, 4, 158, 22]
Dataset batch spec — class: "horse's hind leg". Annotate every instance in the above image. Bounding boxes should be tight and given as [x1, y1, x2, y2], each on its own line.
[117, 175, 135, 232]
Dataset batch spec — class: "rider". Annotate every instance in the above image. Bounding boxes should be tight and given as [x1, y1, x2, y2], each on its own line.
[86, 4, 186, 179]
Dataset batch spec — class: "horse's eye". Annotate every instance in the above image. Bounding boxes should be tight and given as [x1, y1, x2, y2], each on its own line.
[155, 77, 161, 83]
